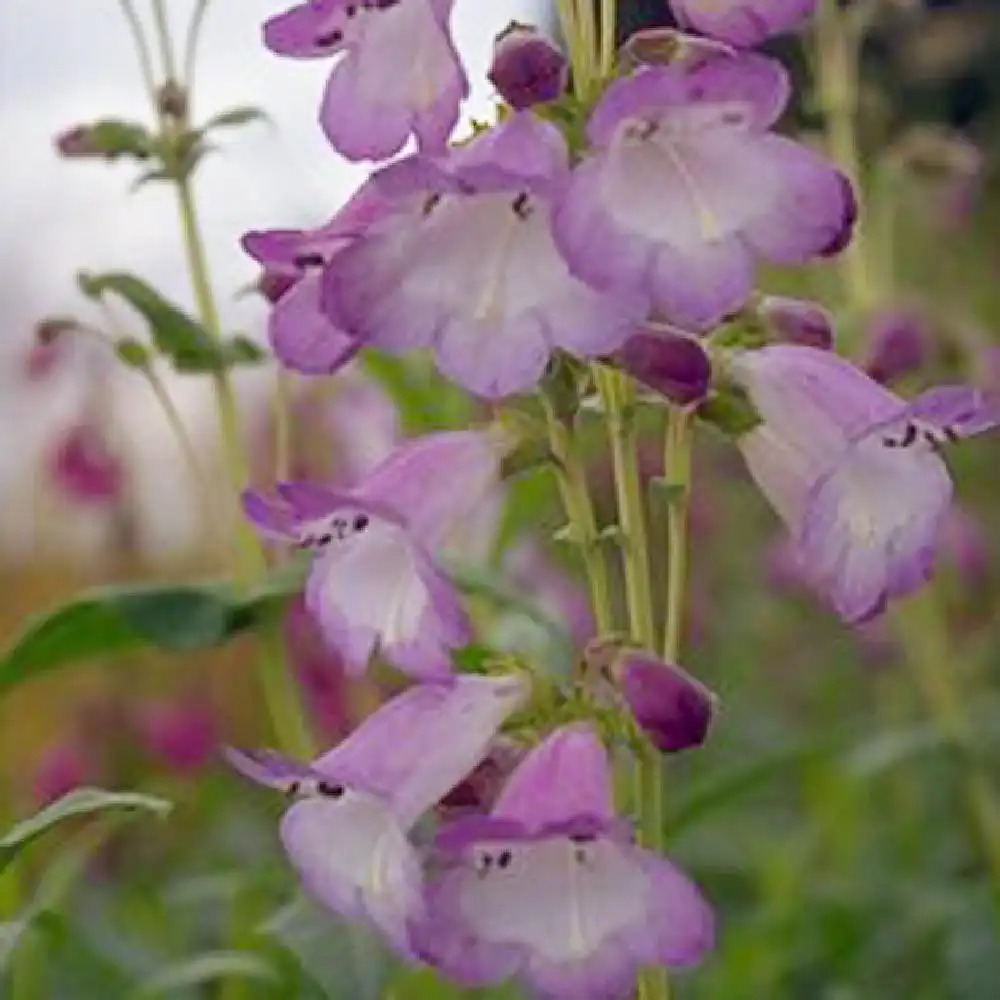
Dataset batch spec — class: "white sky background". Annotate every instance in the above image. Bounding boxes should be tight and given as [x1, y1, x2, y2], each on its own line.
[0, 0, 542, 561]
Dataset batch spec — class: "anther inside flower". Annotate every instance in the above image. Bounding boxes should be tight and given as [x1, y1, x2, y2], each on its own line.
[264, 0, 468, 160]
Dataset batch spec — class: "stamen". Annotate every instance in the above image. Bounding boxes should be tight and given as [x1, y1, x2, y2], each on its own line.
[316, 29, 343, 47]
[353, 514, 370, 533]
[900, 422, 917, 448]
[943, 425, 959, 443]
[318, 781, 345, 799]
[286, 780, 300, 798]
[497, 849, 513, 869]
[422, 193, 442, 217]
[294, 251, 325, 269]
[511, 192, 532, 220]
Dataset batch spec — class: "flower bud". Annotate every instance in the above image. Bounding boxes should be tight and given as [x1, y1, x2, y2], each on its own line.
[157, 80, 188, 121]
[137, 700, 217, 775]
[488, 22, 568, 110]
[942, 507, 990, 586]
[619, 28, 731, 72]
[758, 296, 834, 350]
[617, 325, 711, 405]
[864, 307, 930, 384]
[33, 741, 94, 806]
[50, 424, 125, 505]
[36, 316, 81, 345]
[55, 125, 104, 159]
[614, 652, 716, 754]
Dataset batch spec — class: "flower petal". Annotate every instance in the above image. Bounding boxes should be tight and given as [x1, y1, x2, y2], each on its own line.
[241, 489, 296, 540]
[270, 272, 359, 375]
[670, 0, 817, 49]
[263, 0, 351, 59]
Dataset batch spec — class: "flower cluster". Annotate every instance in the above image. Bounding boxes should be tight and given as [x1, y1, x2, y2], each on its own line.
[233, 1, 999, 997]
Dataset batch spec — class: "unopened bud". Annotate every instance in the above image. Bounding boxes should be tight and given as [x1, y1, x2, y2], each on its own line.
[488, 22, 568, 110]
[617, 325, 711, 405]
[157, 80, 189, 120]
[614, 652, 716, 754]
[758, 296, 834, 350]
[36, 316, 80, 345]
[56, 126, 102, 159]
[620, 28, 732, 72]
[864, 307, 930, 384]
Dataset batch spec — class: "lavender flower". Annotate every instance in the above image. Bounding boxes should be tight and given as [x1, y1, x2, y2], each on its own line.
[322, 112, 644, 398]
[227, 673, 529, 955]
[732, 345, 999, 622]
[553, 49, 855, 331]
[669, 0, 818, 49]
[243, 429, 502, 678]
[263, 0, 468, 161]
[488, 22, 568, 110]
[241, 181, 387, 374]
[415, 724, 714, 998]
[136, 700, 218, 776]
[864, 307, 931, 385]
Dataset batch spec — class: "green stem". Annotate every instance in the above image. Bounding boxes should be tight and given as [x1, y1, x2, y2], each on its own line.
[895, 592, 1000, 927]
[663, 409, 693, 663]
[815, 0, 875, 322]
[539, 395, 615, 634]
[173, 176, 311, 760]
[116, 0, 159, 104]
[599, 0, 617, 77]
[150, 0, 178, 80]
[595, 366, 655, 648]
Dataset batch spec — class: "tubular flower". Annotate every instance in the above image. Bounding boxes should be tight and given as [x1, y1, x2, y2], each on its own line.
[241, 181, 387, 374]
[731, 345, 999, 622]
[227, 673, 529, 956]
[263, 0, 468, 161]
[669, 0, 817, 49]
[321, 112, 645, 398]
[243, 430, 502, 678]
[553, 50, 855, 332]
[415, 724, 714, 999]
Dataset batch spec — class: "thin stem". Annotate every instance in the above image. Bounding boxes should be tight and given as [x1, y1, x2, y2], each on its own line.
[273, 369, 294, 483]
[599, 0, 617, 77]
[595, 366, 655, 648]
[895, 592, 1000, 927]
[150, 0, 178, 81]
[574, 0, 598, 95]
[663, 409, 693, 662]
[183, 0, 212, 97]
[116, 0, 159, 105]
[555, 0, 589, 95]
[814, 0, 874, 321]
[539, 395, 615, 634]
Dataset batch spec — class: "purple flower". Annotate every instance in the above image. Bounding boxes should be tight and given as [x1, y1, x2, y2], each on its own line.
[863, 307, 931, 385]
[615, 652, 716, 754]
[617, 323, 712, 404]
[553, 51, 855, 332]
[321, 113, 645, 398]
[243, 429, 502, 678]
[757, 295, 834, 350]
[136, 699, 217, 775]
[242, 182, 387, 374]
[50, 423, 125, 505]
[263, 0, 468, 161]
[941, 507, 991, 587]
[488, 22, 568, 110]
[227, 673, 529, 955]
[732, 345, 1000, 622]
[415, 724, 714, 998]
[669, 0, 817, 49]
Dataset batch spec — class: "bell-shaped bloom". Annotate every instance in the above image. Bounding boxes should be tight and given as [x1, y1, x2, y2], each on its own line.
[614, 652, 716, 754]
[757, 295, 834, 350]
[488, 22, 568, 110]
[732, 345, 999, 622]
[242, 182, 387, 374]
[228, 673, 529, 955]
[263, 0, 468, 161]
[553, 51, 855, 332]
[669, 0, 817, 49]
[415, 724, 713, 998]
[617, 323, 712, 404]
[322, 112, 645, 398]
[243, 429, 502, 678]
[863, 307, 930, 385]
[50, 423, 124, 505]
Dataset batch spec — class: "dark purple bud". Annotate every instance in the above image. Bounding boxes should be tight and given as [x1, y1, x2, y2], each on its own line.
[615, 653, 716, 754]
[56, 125, 102, 158]
[137, 700, 217, 775]
[617, 326, 711, 405]
[864, 307, 930, 384]
[819, 172, 858, 257]
[157, 80, 188, 120]
[488, 22, 568, 110]
[758, 296, 835, 350]
[50, 423, 125, 505]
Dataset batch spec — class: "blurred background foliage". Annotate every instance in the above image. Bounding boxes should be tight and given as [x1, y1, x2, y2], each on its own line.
[1, 1, 1000, 998]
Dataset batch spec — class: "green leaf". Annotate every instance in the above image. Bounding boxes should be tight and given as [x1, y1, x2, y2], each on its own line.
[0, 574, 302, 696]
[115, 338, 151, 369]
[76, 271, 224, 372]
[130, 951, 278, 998]
[0, 788, 171, 874]
[201, 105, 271, 131]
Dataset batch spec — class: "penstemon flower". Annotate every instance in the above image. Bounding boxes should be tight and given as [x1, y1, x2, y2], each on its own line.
[488, 22, 569, 110]
[243, 429, 502, 678]
[668, 0, 818, 49]
[50, 422, 125, 506]
[241, 181, 387, 374]
[228, 673, 529, 956]
[731, 345, 999, 622]
[553, 49, 855, 331]
[414, 724, 713, 998]
[264, 0, 468, 161]
[321, 112, 645, 398]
